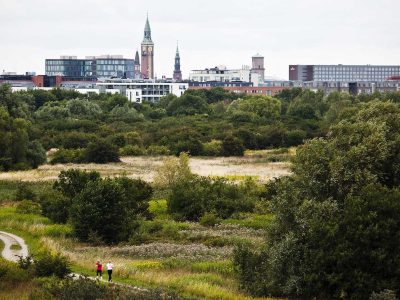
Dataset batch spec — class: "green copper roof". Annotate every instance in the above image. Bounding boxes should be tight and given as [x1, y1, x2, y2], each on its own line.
[143, 16, 152, 43]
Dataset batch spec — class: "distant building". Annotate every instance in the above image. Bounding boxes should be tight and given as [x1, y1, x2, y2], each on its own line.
[303, 80, 400, 95]
[141, 16, 154, 79]
[134, 51, 141, 78]
[289, 64, 400, 82]
[251, 54, 265, 82]
[173, 44, 182, 81]
[96, 79, 188, 103]
[189, 65, 251, 83]
[45, 55, 135, 78]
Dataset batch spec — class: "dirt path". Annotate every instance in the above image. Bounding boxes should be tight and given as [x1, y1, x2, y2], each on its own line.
[0, 231, 28, 262]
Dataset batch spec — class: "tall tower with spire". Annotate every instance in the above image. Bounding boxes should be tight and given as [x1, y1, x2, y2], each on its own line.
[134, 50, 141, 78]
[141, 15, 154, 79]
[173, 44, 182, 81]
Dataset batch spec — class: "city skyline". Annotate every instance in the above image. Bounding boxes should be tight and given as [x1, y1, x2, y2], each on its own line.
[0, 0, 399, 79]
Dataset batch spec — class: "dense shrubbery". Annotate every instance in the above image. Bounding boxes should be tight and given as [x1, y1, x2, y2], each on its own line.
[168, 176, 256, 221]
[6, 83, 395, 169]
[234, 101, 400, 299]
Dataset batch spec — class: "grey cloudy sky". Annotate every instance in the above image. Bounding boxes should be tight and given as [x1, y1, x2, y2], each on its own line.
[0, 0, 399, 79]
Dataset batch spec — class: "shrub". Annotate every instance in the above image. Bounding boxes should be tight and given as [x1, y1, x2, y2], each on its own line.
[53, 169, 100, 199]
[0, 258, 30, 284]
[50, 148, 85, 164]
[199, 212, 221, 227]
[34, 253, 71, 279]
[15, 183, 36, 201]
[70, 177, 152, 244]
[222, 136, 244, 156]
[202, 140, 223, 156]
[146, 145, 170, 156]
[119, 145, 146, 156]
[153, 152, 193, 189]
[16, 200, 42, 215]
[39, 191, 70, 223]
[168, 176, 255, 221]
[84, 140, 120, 163]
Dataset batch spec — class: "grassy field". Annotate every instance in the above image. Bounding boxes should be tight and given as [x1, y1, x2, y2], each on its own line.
[0, 200, 277, 300]
[0, 153, 291, 299]
[0, 153, 292, 183]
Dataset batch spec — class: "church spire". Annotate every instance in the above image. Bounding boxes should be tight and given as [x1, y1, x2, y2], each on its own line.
[173, 42, 182, 81]
[143, 14, 152, 43]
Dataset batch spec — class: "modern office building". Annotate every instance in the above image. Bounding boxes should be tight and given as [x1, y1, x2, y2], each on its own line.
[303, 80, 400, 95]
[173, 45, 182, 81]
[45, 55, 135, 78]
[141, 16, 154, 79]
[289, 64, 400, 82]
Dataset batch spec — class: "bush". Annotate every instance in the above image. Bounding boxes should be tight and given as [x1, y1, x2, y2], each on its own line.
[70, 177, 152, 244]
[153, 152, 193, 189]
[34, 253, 71, 279]
[222, 136, 244, 156]
[168, 176, 255, 221]
[146, 145, 170, 156]
[15, 183, 36, 201]
[84, 140, 120, 163]
[16, 200, 42, 215]
[119, 145, 146, 156]
[202, 140, 223, 156]
[199, 212, 221, 227]
[0, 258, 30, 284]
[39, 191, 70, 223]
[53, 169, 100, 199]
[50, 148, 85, 164]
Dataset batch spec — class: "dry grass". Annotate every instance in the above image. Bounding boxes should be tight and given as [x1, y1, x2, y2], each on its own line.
[0, 156, 291, 183]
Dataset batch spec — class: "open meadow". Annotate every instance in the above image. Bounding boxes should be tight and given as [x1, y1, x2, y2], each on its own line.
[0, 150, 292, 183]
[0, 149, 293, 299]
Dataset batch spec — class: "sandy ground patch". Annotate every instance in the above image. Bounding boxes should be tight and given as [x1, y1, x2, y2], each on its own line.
[0, 156, 291, 183]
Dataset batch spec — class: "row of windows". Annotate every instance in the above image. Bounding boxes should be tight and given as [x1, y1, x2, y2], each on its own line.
[315, 66, 400, 72]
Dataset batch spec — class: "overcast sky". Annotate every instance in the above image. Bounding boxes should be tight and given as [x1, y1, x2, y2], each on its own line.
[0, 0, 399, 79]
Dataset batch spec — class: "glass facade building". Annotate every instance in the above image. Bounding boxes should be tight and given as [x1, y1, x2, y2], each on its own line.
[289, 65, 400, 82]
[45, 56, 135, 78]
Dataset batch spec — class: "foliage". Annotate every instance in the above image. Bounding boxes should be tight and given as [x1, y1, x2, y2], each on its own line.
[53, 169, 100, 200]
[234, 101, 400, 299]
[15, 182, 36, 201]
[34, 253, 71, 279]
[199, 212, 221, 227]
[70, 176, 153, 244]
[168, 176, 256, 221]
[16, 200, 42, 214]
[153, 152, 193, 188]
[84, 140, 120, 163]
[39, 191, 70, 223]
[50, 148, 85, 164]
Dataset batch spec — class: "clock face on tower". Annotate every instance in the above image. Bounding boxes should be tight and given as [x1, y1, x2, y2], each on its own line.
[148, 46, 153, 52]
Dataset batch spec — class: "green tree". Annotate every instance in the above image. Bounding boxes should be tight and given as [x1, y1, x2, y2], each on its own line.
[84, 140, 120, 163]
[234, 101, 400, 299]
[70, 177, 152, 243]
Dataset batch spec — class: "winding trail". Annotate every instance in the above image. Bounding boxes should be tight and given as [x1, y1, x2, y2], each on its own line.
[0, 231, 29, 262]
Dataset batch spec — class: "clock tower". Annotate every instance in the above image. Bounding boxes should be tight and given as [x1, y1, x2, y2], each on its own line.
[141, 15, 154, 79]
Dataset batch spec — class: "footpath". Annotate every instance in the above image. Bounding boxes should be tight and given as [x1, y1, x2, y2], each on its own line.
[0, 230, 29, 262]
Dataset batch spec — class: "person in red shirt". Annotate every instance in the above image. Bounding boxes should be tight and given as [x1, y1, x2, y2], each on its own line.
[96, 260, 103, 279]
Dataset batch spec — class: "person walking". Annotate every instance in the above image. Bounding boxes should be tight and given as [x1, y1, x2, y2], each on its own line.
[106, 260, 113, 282]
[95, 260, 103, 280]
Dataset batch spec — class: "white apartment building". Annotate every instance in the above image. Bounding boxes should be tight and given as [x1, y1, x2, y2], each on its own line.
[189, 66, 251, 83]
